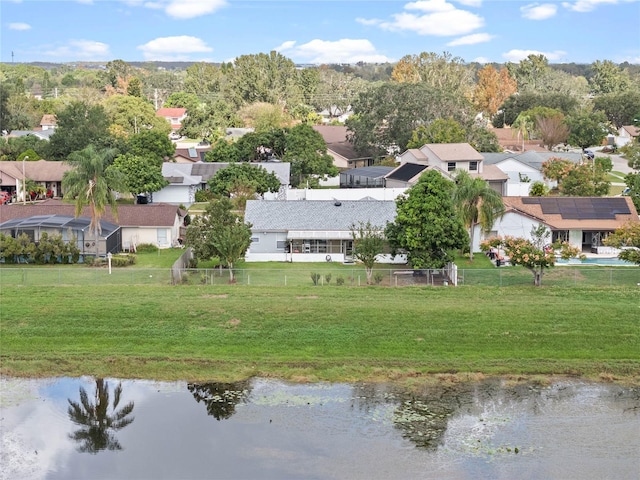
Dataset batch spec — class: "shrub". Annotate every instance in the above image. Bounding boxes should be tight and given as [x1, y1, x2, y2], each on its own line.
[136, 243, 158, 253]
[324, 273, 332, 284]
[310, 272, 321, 285]
[195, 189, 214, 202]
[110, 254, 136, 267]
[336, 276, 345, 286]
[373, 272, 384, 285]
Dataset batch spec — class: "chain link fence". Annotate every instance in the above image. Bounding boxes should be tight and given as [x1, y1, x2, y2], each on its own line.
[1, 266, 638, 287]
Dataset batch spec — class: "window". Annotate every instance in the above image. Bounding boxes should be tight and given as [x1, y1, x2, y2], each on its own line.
[251, 237, 260, 243]
[276, 240, 286, 250]
[469, 161, 478, 171]
[447, 162, 456, 172]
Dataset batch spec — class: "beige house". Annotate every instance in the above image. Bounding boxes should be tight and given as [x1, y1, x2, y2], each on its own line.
[0, 160, 71, 201]
[40, 114, 57, 131]
[391, 143, 508, 193]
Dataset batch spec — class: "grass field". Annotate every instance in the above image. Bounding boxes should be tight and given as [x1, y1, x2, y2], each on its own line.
[1, 284, 638, 385]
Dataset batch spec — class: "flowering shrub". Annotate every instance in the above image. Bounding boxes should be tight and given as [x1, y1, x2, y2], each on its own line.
[481, 224, 584, 286]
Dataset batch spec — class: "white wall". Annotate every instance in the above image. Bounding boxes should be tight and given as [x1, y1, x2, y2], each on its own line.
[153, 185, 193, 205]
[245, 252, 406, 264]
[471, 211, 541, 252]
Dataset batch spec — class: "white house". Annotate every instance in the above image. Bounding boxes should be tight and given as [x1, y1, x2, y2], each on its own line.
[482, 151, 583, 196]
[244, 199, 404, 263]
[155, 162, 291, 206]
[470, 196, 639, 254]
[156, 107, 187, 131]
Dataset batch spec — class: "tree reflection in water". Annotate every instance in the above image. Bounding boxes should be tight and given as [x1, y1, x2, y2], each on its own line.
[67, 378, 135, 454]
[187, 380, 251, 421]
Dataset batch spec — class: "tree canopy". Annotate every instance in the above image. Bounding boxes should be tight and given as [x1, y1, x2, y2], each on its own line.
[385, 170, 467, 269]
[208, 163, 281, 198]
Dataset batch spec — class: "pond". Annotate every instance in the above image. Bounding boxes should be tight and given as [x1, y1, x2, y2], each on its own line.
[1, 376, 638, 480]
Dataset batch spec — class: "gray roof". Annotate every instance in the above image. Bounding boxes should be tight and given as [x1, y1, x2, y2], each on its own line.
[245, 200, 397, 231]
[482, 151, 582, 170]
[6, 130, 55, 140]
[162, 161, 290, 186]
[0, 214, 119, 237]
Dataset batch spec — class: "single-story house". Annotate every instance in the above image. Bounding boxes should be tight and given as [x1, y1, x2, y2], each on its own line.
[482, 151, 582, 196]
[0, 160, 71, 201]
[244, 199, 404, 263]
[312, 125, 374, 170]
[470, 196, 639, 254]
[340, 166, 394, 188]
[155, 161, 291, 205]
[0, 200, 186, 252]
[156, 107, 187, 131]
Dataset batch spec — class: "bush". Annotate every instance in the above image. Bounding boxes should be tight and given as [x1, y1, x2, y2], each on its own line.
[324, 273, 332, 284]
[373, 272, 384, 285]
[110, 254, 136, 267]
[336, 276, 345, 286]
[195, 189, 214, 202]
[310, 272, 321, 285]
[136, 243, 158, 253]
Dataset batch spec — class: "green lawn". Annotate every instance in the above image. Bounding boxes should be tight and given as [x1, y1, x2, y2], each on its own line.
[1, 284, 638, 385]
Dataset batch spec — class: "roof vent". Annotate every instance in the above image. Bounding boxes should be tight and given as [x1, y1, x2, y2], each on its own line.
[334, 201, 342, 207]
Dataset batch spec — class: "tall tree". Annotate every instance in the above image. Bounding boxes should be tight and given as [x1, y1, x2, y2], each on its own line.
[473, 65, 517, 118]
[212, 221, 252, 283]
[62, 145, 128, 256]
[453, 171, 505, 261]
[593, 90, 640, 129]
[350, 221, 386, 285]
[126, 129, 175, 165]
[46, 101, 112, 159]
[67, 378, 135, 453]
[406, 118, 466, 148]
[107, 154, 168, 201]
[385, 170, 467, 269]
[506, 54, 552, 93]
[208, 163, 281, 198]
[391, 51, 475, 99]
[347, 82, 473, 155]
[566, 110, 610, 150]
[283, 123, 338, 187]
[103, 95, 170, 138]
[589, 60, 631, 95]
[228, 51, 302, 107]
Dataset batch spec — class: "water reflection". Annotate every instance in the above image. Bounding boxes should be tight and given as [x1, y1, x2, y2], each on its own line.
[1, 376, 638, 480]
[187, 380, 251, 421]
[67, 378, 134, 454]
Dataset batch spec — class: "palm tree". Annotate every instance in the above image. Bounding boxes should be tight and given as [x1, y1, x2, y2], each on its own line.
[62, 145, 128, 256]
[453, 170, 505, 261]
[67, 378, 135, 454]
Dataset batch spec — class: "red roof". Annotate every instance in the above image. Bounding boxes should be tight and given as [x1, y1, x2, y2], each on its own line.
[156, 108, 186, 117]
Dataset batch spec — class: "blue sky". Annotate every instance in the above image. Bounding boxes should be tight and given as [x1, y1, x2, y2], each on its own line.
[2, 0, 639, 65]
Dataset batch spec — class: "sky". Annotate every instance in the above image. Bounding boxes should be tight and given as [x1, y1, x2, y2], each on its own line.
[1, 0, 639, 65]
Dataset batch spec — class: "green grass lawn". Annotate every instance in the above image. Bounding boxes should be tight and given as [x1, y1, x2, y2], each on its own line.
[1, 284, 638, 385]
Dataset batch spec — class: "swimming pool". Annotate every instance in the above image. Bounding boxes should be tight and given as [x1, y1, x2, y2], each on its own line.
[556, 256, 635, 266]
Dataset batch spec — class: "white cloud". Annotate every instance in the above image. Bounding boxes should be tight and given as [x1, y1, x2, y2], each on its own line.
[502, 49, 567, 62]
[562, 0, 620, 13]
[521, 3, 558, 20]
[355, 17, 382, 26]
[275, 38, 392, 64]
[116, 0, 227, 18]
[361, 0, 484, 36]
[165, 0, 226, 19]
[76, 0, 94, 4]
[9, 22, 31, 31]
[456, 0, 482, 6]
[473, 56, 491, 63]
[138, 35, 213, 60]
[44, 40, 111, 60]
[447, 32, 494, 46]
